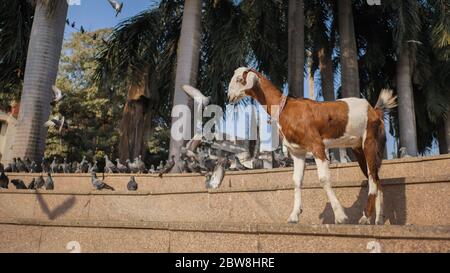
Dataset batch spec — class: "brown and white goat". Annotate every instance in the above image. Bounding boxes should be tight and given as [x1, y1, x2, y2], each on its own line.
[228, 67, 397, 225]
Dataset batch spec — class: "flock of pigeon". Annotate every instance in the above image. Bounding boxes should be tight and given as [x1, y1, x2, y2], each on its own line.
[0, 170, 138, 192]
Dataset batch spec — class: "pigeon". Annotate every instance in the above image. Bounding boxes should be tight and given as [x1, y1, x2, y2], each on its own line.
[11, 158, 18, 172]
[4, 163, 12, 172]
[187, 157, 202, 174]
[251, 158, 264, 169]
[89, 160, 99, 173]
[41, 157, 50, 173]
[201, 156, 217, 173]
[16, 157, 27, 172]
[157, 161, 164, 171]
[234, 155, 249, 171]
[182, 85, 211, 113]
[91, 172, 114, 191]
[116, 159, 128, 173]
[104, 155, 118, 173]
[205, 158, 226, 189]
[29, 161, 38, 173]
[177, 157, 190, 173]
[11, 179, 27, 190]
[127, 158, 139, 173]
[79, 156, 89, 173]
[0, 171, 9, 189]
[137, 155, 147, 173]
[329, 152, 340, 164]
[80, 26, 85, 34]
[107, 0, 123, 17]
[35, 175, 45, 189]
[158, 155, 175, 178]
[50, 157, 58, 173]
[44, 173, 54, 190]
[127, 176, 138, 191]
[28, 178, 36, 190]
[61, 158, 70, 173]
[24, 158, 32, 172]
[149, 165, 156, 174]
[399, 147, 411, 158]
[44, 116, 68, 133]
[51, 85, 65, 106]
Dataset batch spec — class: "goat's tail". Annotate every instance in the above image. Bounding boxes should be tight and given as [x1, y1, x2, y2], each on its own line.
[375, 89, 397, 119]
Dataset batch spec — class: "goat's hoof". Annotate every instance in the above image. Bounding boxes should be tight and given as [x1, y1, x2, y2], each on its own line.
[358, 216, 370, 225]
[375, 217, 384, 225]
[335, 215, 349, 224]
[287, 215, 299, 224]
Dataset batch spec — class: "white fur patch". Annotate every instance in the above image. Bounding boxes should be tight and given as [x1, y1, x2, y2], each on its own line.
[324, 98, 369, 149]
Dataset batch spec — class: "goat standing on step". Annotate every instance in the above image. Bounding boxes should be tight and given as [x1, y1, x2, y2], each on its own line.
[228, 67, 397, 225]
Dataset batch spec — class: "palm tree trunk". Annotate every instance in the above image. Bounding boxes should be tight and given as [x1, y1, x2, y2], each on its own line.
[288, 0, 305, 98]
[318, 47, 335, 101]
[169, 0, 202, 172]
[397, 47, 418, 156]
[444, 110, 450, 154]
[338, 0, 360, 98]
[12, 0, 68, 162]
[307, 50, 315, 100]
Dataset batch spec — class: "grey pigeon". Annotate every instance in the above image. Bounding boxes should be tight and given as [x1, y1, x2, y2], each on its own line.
[44, 116, 68, 133]
[79, 156, 89, 173]
[205, 158, 226, 189]
[127, 158, 140, 173]
[45, 173, 54, 190]
[28, 178, 36, 190]
[158, 155, 175, 178]
[24, 158, 32, 172]
[62, 158, 70, 173]
[51, 85, 65, 106]
[127, 176, 138, 191]
[41, 157, 50, 173]
[149, 165, 155, 173]
[0, 171, 9, 189]
[116, 159, 128, 173]
[104, 155, 118, 173]
[50, 157, 58, 173]
[11, 158, 18, 172]
[107, 0, 123, 17]
[234, 155, 249, 171]
[4, 163, 12, 172]
[16, 158, 27, 172]
[91, 172, 115, 191]
[89, 160, 99, 173]
[157, 161, 164, 171]
[137, 155, 147, 173]
[11, 179, 27, 190]
[29, 161, 38, 173]
[187, 157, 202, 174]
[35, 175, 45, 189]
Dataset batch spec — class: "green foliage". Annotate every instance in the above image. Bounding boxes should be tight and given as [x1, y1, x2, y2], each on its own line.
[45, 29, 125, 163]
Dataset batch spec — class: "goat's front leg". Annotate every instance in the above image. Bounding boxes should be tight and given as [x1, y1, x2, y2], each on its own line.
[287, 153, 306, 224]
[313, 151, 349, 224]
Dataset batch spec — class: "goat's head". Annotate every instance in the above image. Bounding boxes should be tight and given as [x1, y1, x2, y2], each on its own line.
[227, 67, 259, 104]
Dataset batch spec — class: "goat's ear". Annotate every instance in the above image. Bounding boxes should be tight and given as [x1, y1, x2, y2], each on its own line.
[241, 71, 258, 91]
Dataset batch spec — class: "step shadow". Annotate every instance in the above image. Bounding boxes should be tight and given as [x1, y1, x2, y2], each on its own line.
[319, 178, 407, 225]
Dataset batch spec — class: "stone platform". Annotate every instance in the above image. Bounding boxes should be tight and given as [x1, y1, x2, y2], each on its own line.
[0, 155, 449, 252]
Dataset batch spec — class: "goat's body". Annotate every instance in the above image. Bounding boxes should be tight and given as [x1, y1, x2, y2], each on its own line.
[228, 67, 396, 225]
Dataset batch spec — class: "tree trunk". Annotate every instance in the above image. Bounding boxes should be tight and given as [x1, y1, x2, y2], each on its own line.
[12, 0, 68, 162]
[338, 0, 360, 98]
[397, 47, 418, 156]
[318, 47, 335, 101]
[443, 110, 450, 154]
[288, 0, 305, 98]
[169, 0, 202, 172]
[307, 50, 315, 100]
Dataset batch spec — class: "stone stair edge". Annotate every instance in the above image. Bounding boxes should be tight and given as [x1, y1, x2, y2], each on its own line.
[0, 175, 449, 196]
[0, 217, 448, 240]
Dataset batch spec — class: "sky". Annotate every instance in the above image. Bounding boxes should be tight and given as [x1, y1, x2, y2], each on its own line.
[63, 1, 437, 158]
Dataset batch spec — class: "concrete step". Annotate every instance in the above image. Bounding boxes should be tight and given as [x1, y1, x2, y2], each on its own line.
[1, 155, 449, 226]
[0, 218, 448, 253]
